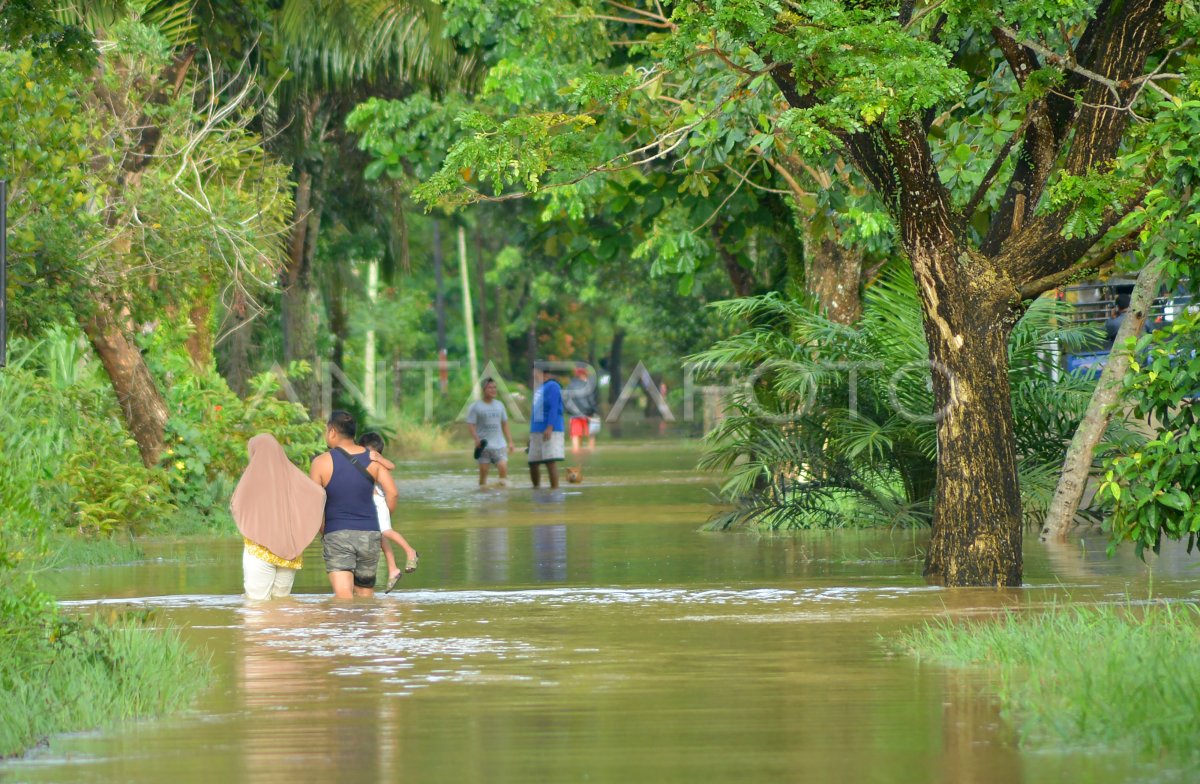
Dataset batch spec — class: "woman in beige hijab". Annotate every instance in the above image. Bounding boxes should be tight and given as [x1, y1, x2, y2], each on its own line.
[231, 433, 326, 600]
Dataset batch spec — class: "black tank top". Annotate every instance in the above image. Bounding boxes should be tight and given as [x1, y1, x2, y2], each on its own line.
[323, 448, 378, 533]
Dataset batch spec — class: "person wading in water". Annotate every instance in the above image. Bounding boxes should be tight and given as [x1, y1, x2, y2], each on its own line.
[310, 410, 399, 599]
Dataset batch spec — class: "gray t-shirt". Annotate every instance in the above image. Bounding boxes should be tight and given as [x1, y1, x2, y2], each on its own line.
[466, 399, 508, 448]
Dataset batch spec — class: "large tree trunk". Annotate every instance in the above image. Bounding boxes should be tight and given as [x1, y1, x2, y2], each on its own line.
[916, 261, 1024, 587]
[81, 300, 169, 467]
[608, 327, 625, 406]
[281, 167, 322, 413]
[184, 298, 212, 369]
[219, 291, 253, 396]
[1041, 260, 1163, 542]
[803, 225, 863, 325]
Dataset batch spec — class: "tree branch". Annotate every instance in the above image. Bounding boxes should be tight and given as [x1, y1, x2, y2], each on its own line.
[1017, 232, 1135, 300]
[991, 26, 1040, 87]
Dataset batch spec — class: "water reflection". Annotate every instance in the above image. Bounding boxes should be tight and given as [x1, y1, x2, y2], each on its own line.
[533, 525, 568, 583]
[466, 527, 511, 584]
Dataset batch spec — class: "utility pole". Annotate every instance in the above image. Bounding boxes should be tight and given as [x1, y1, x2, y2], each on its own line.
[433, 218, 448, 392]
[458, 224, 480, 398]
[364, 258, 379, 416]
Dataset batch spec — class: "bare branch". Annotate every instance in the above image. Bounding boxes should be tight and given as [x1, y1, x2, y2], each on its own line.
[996, 25, 1122, 104]
[1017, 232, 1135, 300]
[734, 160, 802, 196]
[692, 162, 754, 233]
[603, 0, 675, 29]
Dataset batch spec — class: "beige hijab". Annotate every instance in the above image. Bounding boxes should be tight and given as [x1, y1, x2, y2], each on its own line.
[230, 433, 326, 561]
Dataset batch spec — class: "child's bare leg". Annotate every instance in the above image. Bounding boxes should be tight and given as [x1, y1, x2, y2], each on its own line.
[384, 529, 417, 561]
[498, 461, 509, 483]
[478, 462, 490, 487]
[381, 535, 401, 579]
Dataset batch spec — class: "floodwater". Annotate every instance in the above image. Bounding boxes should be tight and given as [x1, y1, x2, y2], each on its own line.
[5, 441, 1198, 784]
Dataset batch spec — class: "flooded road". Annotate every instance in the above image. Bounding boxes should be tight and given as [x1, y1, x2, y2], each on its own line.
[5, 442, 1195, 784]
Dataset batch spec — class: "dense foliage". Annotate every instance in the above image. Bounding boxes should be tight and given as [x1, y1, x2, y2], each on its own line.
[1095, 89, 1200, 556]
[1101, 313, 1200, 556]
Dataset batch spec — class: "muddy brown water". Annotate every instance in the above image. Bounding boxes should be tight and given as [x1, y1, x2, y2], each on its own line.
[4, 441, 1196, 784]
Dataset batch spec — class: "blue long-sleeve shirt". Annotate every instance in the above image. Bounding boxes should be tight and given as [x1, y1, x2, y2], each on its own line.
[530, 380, 564, 432]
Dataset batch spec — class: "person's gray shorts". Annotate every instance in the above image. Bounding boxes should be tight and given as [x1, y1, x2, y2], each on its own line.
[527, 431, 565, 464]
[477, 446, 508, 465]
[322, 529, 381, 588]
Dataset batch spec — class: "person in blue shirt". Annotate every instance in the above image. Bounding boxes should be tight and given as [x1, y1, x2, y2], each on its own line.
[527, 363, 565, 488]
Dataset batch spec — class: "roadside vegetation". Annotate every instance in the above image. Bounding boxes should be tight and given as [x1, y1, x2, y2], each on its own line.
[0, 547, 210, 758]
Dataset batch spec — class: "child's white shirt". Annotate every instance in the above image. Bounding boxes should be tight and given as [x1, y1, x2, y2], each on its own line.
[373, 485, 391, 531]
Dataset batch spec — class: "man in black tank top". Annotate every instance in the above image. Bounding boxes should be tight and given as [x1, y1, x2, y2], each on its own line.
[310, 410, 399, 598]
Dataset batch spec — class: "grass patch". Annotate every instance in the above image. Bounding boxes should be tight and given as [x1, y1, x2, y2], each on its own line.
[895, 602, 1200, 760]
[1, 589, 210, 758]
[27, 532, 146, 570]
[387, 416, 453, 454]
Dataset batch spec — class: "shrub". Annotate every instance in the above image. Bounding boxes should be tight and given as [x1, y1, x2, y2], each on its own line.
[0, 332, 172, 538]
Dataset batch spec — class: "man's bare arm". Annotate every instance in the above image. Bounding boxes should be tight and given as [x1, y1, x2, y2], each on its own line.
[310, 453, 331, 487]
[368, 450, 396, 471]
[468, 422, 480, 446]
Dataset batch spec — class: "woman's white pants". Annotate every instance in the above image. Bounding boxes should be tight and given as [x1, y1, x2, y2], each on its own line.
[242, 549, 298, 600]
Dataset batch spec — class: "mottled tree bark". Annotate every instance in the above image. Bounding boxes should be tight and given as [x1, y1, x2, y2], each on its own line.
[919, 292, 1024, 586]
[184, 298, 212, 368]
[220, 291, 253, 396]
[802, 225, 863, 325]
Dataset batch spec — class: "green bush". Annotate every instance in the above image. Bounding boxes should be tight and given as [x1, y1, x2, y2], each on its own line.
[1, 323, 325, 543]
[0, 332, 172, 539]
[150, 335, 324, 525]
[1099, 312, 1200, 557]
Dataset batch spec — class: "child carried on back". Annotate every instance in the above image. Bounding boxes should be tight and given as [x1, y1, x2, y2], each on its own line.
[358, 432, 419, 593]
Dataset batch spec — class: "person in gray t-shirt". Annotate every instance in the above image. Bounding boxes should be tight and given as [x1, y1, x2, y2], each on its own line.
[466, 377, 515, 487]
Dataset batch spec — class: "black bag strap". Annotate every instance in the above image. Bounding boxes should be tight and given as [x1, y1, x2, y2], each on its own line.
[334, 447, 376, 487]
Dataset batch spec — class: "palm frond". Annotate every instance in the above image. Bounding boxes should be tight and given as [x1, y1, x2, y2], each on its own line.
[700, 258, 1132, 531]
[278, 0, 462, 90]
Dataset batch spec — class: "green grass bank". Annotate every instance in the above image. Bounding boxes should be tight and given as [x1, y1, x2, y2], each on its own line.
[896, 602, 1200, 760]
[0, 573, 210, 758]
